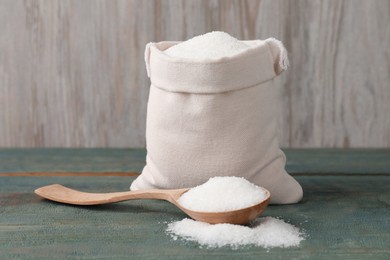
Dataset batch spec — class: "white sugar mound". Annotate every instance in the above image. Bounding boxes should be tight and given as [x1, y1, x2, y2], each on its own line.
[178, 176, 268, 212]
[164, 31, 250, 59]
[167, 217, 305, 249]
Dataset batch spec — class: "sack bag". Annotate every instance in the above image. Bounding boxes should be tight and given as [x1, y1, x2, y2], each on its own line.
[130, 38, 303, 204]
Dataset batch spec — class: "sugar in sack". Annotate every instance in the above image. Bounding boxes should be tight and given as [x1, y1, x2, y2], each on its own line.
[131, 31, 303, 204]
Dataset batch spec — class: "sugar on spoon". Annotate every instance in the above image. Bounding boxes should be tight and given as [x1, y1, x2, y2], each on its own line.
[35, 184, 270, 225]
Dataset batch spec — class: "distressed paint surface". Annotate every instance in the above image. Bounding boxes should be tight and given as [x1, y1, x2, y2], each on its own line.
[0, 176, 389, 258]
[0, 0, 390, 148]
[0, 148, 146, 174]
[0, 148, 389, 258]
[1, 148, 390, 175]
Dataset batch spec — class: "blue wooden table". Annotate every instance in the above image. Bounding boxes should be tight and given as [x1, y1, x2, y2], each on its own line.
[0, 149, 389, 259]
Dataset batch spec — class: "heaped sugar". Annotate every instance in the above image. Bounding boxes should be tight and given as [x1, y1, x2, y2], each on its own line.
[166, 217, 305, 249]
[170, 176, 305, 249]
[178, 176, 268, 212]
[164, 31, 250, 59]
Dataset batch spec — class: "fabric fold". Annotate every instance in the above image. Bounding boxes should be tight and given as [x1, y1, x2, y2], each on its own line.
[145, 40, 281, 94]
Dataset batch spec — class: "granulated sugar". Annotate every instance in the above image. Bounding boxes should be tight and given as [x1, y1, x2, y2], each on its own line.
[169, 177, 305, 249]
[166, 217, 304, 249]
[164, 31, 250, 59]
[178, 176, 268, 212]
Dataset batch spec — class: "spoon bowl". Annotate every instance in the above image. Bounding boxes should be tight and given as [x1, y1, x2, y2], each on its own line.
[34, 184, 270, 225]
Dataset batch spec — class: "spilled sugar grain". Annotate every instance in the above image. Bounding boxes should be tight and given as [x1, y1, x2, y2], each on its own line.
[164, 31, 250, 60]
[167, 217, 305, 249]
[178, 176, 268, 212]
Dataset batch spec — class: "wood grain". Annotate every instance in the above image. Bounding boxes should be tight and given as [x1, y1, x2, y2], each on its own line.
[0, 0, 389, 148]
[0, 172, 138, 176]
[2, 148, 390, 175]
[1, 174, 389, 258]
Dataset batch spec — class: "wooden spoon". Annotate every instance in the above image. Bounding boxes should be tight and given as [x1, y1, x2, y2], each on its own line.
[34, 184, 270, 225]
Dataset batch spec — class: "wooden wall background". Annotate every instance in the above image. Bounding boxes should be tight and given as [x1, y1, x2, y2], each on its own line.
[1, 0, 389, 148]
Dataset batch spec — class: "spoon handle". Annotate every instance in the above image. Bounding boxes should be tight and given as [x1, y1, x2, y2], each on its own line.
[34, 184, 188, 205]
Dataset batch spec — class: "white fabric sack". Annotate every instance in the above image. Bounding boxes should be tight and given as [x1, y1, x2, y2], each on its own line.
[131, 38, 303, 204]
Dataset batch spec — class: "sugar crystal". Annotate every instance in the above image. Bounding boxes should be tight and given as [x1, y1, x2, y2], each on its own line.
[178, 176, 268, 212]
[164, 31, 250, 59]
[166, 217, 304, 249]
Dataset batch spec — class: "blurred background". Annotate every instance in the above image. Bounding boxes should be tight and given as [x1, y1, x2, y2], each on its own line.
[0, 0, 389, 148]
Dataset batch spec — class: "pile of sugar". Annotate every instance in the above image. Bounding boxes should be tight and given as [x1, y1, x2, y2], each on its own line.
[167, 217, 304, 249]
[168, 176, 305, 249]
[164, 31, 250, 59]
[178, 176, 267, 212]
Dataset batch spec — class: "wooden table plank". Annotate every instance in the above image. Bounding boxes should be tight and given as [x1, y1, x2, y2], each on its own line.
[1, 148, 389, 175]
[0, 175, 389, 259]
[285, 149, 390, 175]
[1, 149, 389, 259]
[0, 149, 146, 174]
